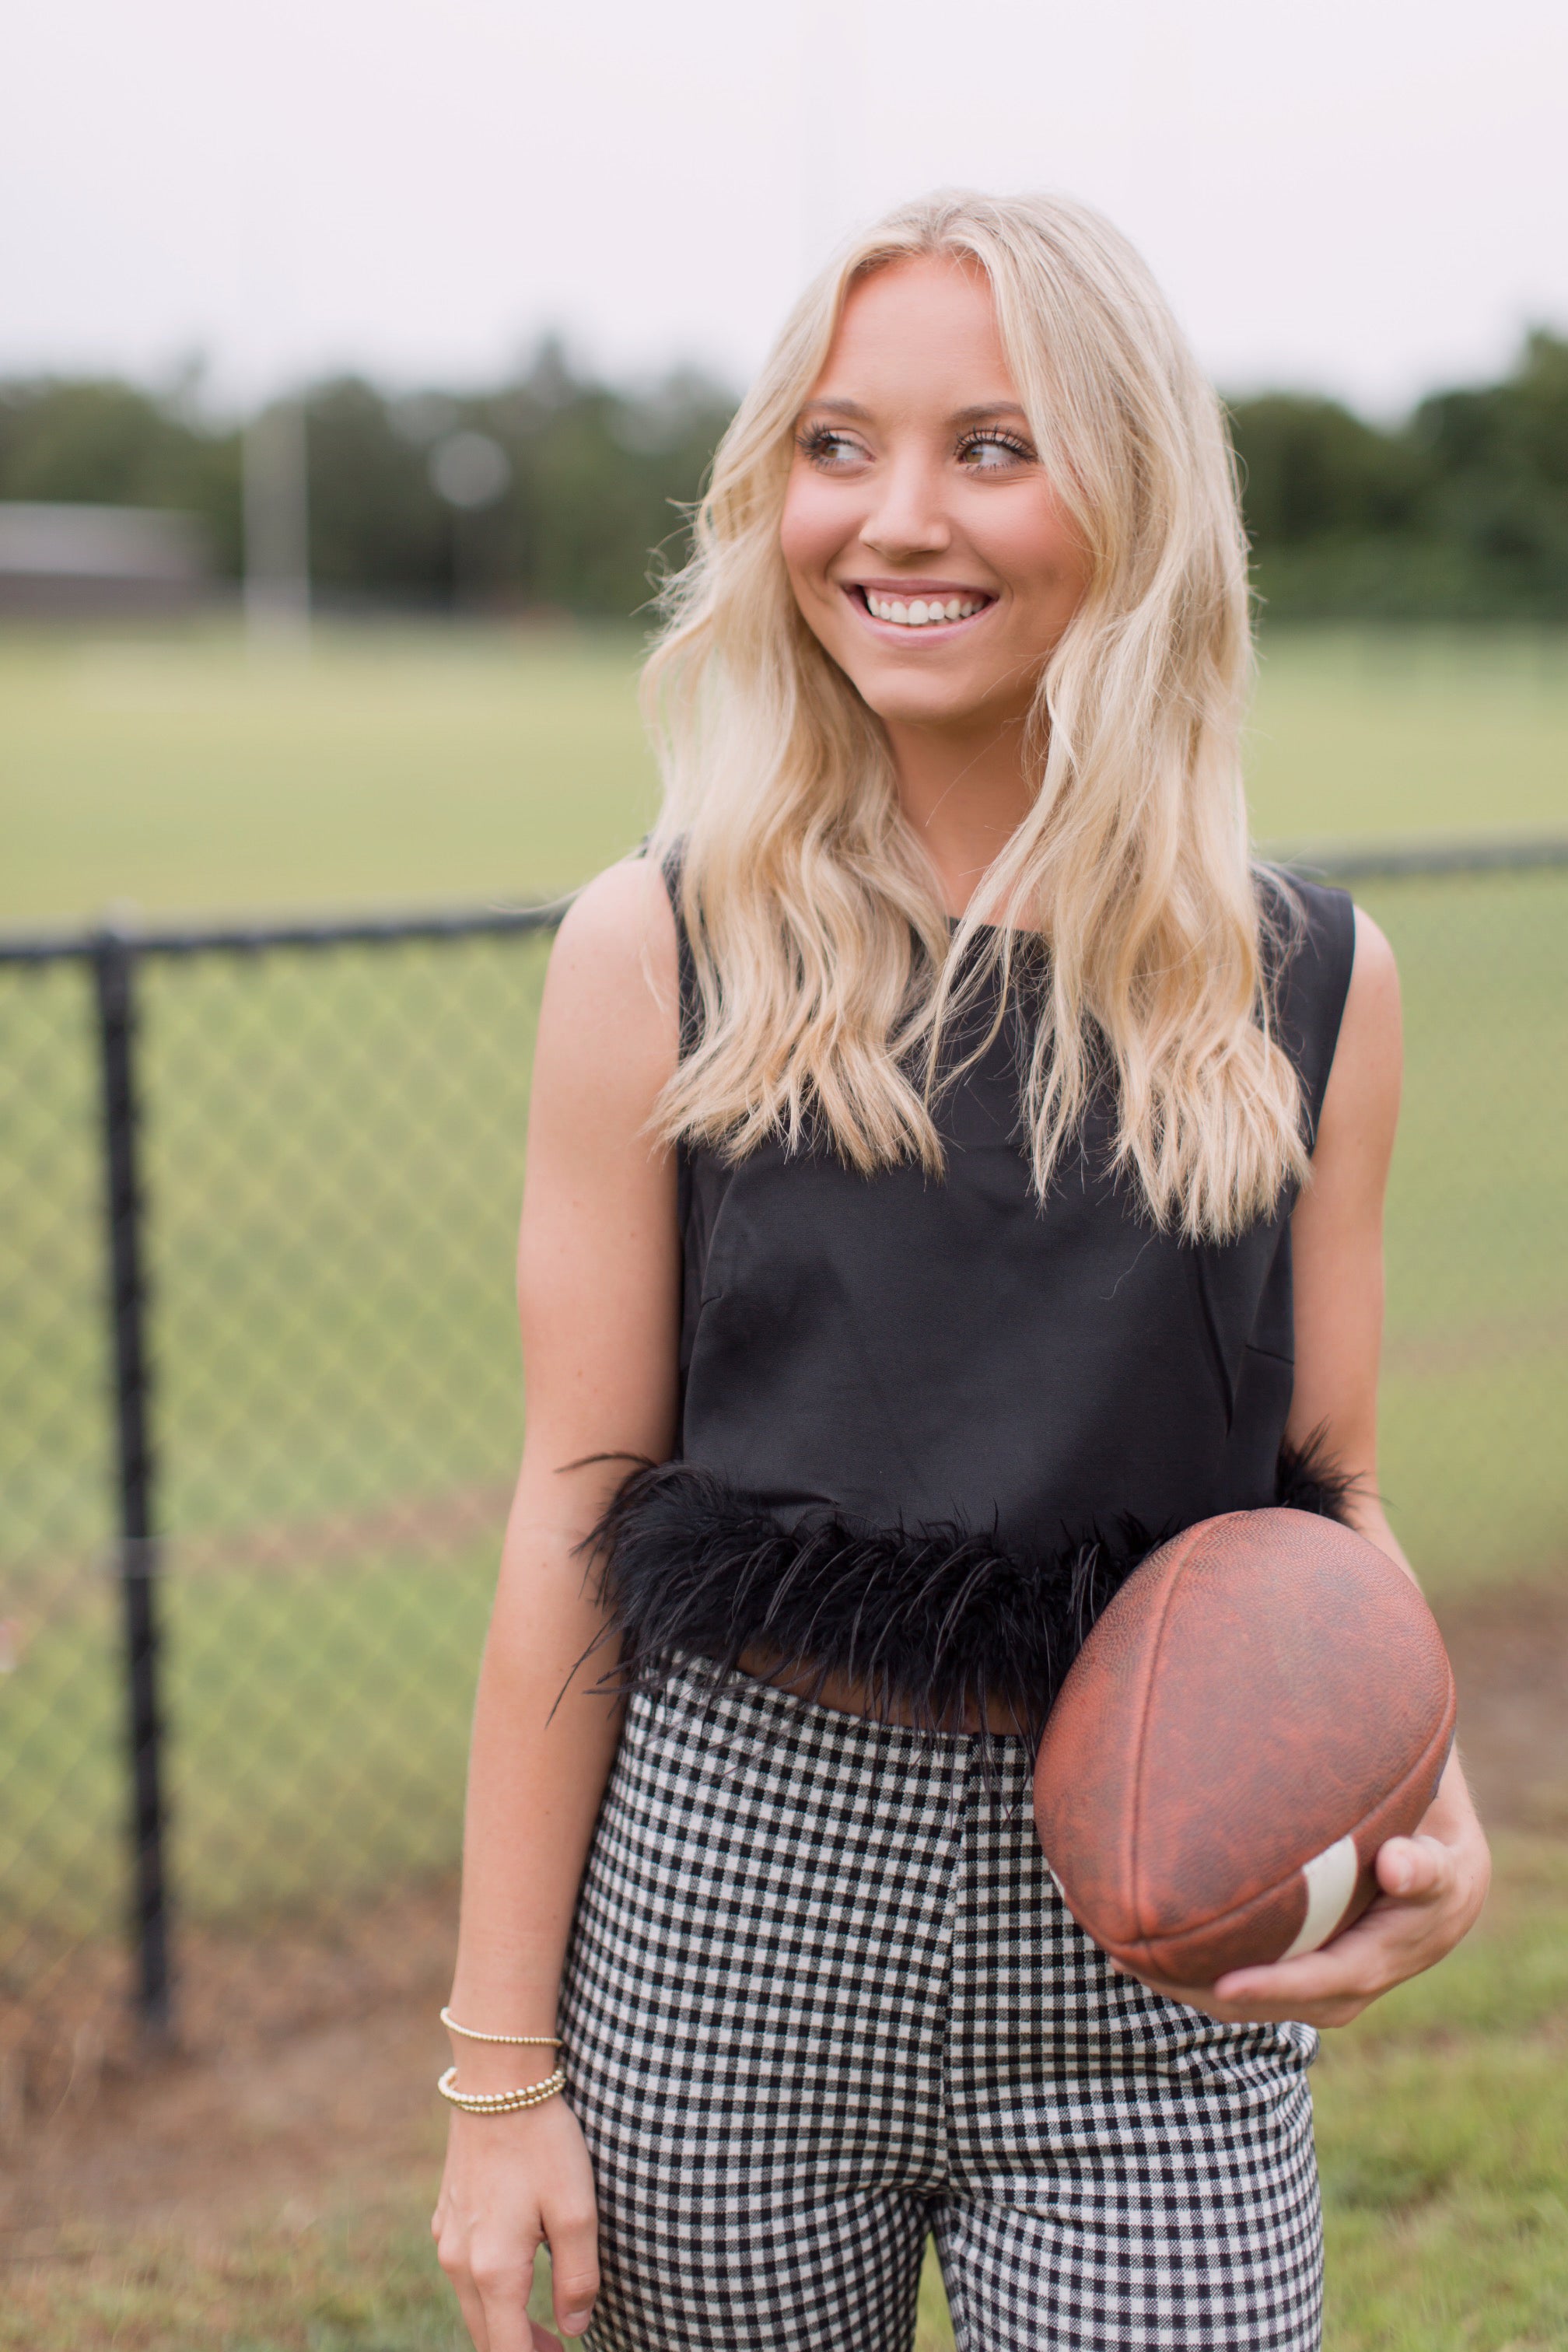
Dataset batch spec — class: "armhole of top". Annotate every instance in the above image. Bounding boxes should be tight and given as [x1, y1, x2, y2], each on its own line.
[1260, 870, 1358, 1152]
[659, 844, 702, 1063]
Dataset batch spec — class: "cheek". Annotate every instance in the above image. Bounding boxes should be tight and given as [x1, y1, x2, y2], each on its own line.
[985, 488, 1093, 605]
[779, 473, 854, 602]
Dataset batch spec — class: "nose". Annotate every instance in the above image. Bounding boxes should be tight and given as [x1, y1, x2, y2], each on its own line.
[860, 449, 953, 564]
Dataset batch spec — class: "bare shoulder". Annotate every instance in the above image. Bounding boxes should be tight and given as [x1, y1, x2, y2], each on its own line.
[519, 858, 682, 1455]
[1316, 905, 1402, 1164]
[1344, 905, 1399, 1030]
[535, 856, 680, 1111]
[548, 855, 678, 1017]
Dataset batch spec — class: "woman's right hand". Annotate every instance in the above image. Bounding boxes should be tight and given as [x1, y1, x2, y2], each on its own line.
[433, 2097, 601, 2350]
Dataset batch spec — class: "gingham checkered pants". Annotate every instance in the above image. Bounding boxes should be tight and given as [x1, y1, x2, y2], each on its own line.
[559, 1657, 1322, 2350]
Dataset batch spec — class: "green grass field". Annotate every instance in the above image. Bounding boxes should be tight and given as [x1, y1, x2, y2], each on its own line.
[2, 623, 1566, 2349]
[0, 624, 660, 928]
[2, 622, 1567, 928]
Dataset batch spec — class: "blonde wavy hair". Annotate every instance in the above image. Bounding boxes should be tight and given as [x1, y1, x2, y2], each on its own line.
[643, 189, 1305, 1241]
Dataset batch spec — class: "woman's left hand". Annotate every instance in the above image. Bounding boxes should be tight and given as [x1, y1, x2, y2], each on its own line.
[1119, 1750, 1492, 2028]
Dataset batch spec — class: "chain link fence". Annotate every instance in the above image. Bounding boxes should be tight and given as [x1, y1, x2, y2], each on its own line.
[2, 849, 1566, 2111]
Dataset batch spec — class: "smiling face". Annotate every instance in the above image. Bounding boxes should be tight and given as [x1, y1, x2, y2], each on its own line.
[779, 254, 1093, 744]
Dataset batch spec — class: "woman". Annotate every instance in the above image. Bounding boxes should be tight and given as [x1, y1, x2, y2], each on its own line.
[433, 192, 1489, 2352]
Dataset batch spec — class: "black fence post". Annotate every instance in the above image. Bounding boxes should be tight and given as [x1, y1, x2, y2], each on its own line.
[92, 927, 172, 2039]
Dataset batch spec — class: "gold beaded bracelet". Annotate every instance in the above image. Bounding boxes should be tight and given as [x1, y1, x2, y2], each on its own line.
[439, 2005, 560, 2046]
[438, 2063, 566, 2115]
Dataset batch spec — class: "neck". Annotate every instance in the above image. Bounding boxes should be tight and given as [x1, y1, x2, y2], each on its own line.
[884, 714, 1036, 919]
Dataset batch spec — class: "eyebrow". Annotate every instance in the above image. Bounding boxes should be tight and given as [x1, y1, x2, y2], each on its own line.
[949, 402, 1031, 426]
[800, 397, 1031, 427]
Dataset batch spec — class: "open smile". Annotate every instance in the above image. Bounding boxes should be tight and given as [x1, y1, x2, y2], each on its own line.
[844, 580, 997, 632]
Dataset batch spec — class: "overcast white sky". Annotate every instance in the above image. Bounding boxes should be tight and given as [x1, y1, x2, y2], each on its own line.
[4, 0, 1565, 416]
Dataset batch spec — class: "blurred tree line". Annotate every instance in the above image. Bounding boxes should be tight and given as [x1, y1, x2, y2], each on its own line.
[1230, 331, 1568, 618]
[0, 344, 733, 621]
[1, 332, 1566, 621]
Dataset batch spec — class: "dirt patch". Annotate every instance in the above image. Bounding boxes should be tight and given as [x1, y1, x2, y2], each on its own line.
[1439, 1574, 1568, 1836]
[1, 1877, 460, 2138]
[0, 1995, 450, 2260]
[0, 1881, 461, 2259]
[3, 1573, 1565, 2265]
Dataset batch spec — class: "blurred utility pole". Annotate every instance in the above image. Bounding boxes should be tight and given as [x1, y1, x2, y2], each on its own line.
[243, 400, 310, 655]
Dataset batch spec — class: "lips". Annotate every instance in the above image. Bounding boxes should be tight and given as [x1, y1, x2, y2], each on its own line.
[848, 583, 996, 630]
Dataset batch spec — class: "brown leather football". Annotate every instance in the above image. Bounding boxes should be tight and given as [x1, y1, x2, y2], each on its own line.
[1032, 1509, 1456, 1985]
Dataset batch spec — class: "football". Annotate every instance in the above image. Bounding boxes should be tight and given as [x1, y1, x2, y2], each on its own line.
[1032, 1508, 1457, 1986]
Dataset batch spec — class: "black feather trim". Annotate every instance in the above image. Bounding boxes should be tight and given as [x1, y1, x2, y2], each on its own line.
[1275, 1426, 1362, 1521]
[583, 1460, 1139, 1751]
[583, 1437, 1355, 1752]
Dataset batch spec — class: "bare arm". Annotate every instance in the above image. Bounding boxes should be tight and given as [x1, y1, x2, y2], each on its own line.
[1286, 905, 1411, 1569]
[434, 856, 680, 2351]
[1129, 907, 1491, 2025]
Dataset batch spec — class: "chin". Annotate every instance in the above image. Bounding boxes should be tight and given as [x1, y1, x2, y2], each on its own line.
[856, 674, 996, 729]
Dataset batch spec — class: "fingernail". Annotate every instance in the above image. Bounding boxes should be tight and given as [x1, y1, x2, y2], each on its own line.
[562, 2314, 591, 2336]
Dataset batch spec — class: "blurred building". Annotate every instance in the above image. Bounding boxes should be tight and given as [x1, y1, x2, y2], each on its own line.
[0, 502, 207, 618]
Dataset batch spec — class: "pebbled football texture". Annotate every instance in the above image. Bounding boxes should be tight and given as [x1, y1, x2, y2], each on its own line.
[1032, 1509, 1456, 1985]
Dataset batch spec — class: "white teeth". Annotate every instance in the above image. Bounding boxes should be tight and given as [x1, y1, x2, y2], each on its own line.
[866, 593, 985, 627]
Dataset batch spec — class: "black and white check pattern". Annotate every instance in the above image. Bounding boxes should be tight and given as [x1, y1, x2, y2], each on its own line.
[560, 1658, 1322, 2350]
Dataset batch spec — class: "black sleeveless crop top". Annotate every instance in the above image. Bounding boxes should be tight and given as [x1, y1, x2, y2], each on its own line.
[593, 866, 1357, 1738]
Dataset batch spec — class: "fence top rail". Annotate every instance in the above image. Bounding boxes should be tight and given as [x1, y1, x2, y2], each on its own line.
[1282, 834, 1568, 883]
[0, 900, 563, 967]
[1, 835, 1565, 967]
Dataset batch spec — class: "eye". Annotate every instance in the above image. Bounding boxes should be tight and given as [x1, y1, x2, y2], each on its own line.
[957, 429, 1035, 473]
[796, 423, 869, 471]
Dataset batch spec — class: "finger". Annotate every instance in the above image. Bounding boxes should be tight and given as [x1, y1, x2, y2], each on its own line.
[1375, 1834, 1452, 1901]
[1127, 1971, 1364, 2027]
[470, 2246, 544, 2352]
[1214, 1925, 1402, 2010]
[544, 2200, 601, 2340]
[1112, 1953, 1355, 2013]
[1123, 1973, 1227, 2012]
[448, 2273, 492, 2352]
[1135, 1937, 1376, 2011]
[1118, 1934, 1390, 2022]
[1214, 1947, 1370, 2007]
[435, 2217, 494, 2352]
